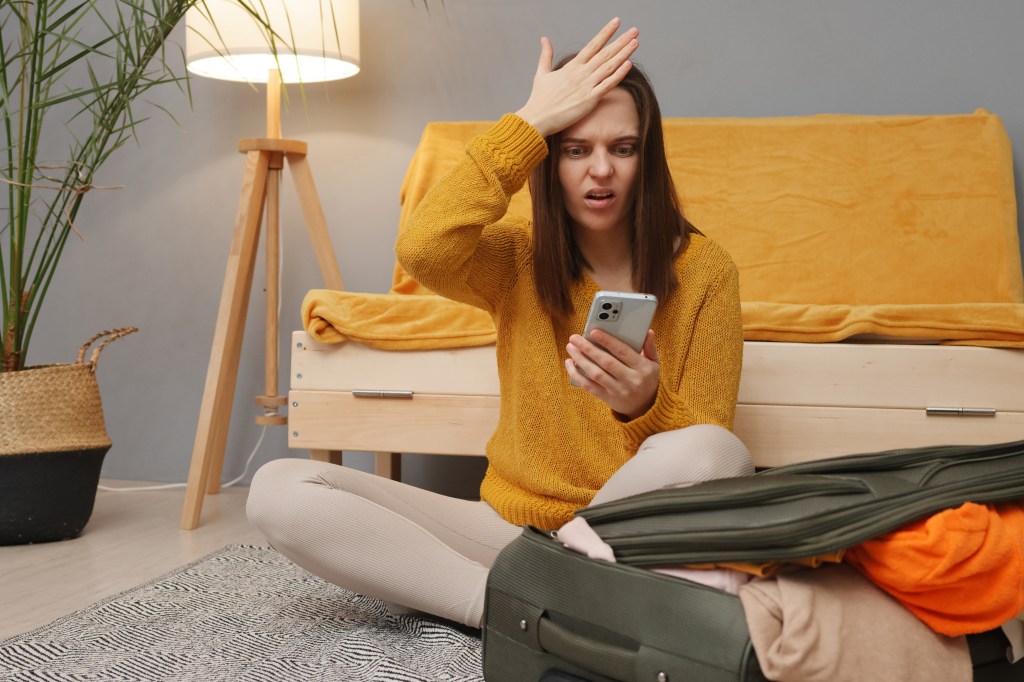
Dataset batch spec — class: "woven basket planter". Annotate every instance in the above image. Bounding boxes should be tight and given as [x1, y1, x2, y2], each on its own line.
[0, 328, 137, 545]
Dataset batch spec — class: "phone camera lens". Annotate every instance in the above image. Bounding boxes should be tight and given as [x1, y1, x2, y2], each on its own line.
[601, 302, 613, 311]
[599, 312, 609, 320]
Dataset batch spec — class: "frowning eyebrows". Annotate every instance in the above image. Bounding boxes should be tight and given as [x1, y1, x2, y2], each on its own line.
[560, 135, 639, 144]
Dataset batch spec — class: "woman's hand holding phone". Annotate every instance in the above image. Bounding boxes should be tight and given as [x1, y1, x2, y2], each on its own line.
[565, 328, 660, 420]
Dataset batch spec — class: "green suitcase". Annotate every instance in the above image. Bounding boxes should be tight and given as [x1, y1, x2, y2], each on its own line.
[484, 440, 1024, 681]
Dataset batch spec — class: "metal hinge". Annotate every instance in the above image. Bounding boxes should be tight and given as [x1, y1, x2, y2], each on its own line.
[925, 407, 997, 417]
[352, 389, 414, 399]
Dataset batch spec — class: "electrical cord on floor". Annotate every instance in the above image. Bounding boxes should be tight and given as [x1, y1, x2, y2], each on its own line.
[97, 423, 268, 492]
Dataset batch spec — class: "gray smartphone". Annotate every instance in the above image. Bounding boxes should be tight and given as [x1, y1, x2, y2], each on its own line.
[571, 291, 658, 385]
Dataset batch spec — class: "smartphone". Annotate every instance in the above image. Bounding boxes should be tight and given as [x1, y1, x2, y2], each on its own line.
[571, 291, 658, 385]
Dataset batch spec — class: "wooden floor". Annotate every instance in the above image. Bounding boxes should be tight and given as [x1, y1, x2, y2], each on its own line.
[0, 480, 266, 641]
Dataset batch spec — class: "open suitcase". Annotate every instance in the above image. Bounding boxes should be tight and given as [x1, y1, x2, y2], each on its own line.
[483, 440, 1024, 681]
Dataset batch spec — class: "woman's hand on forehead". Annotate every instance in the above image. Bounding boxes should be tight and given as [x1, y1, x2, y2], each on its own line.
[515, 18, 639, 138]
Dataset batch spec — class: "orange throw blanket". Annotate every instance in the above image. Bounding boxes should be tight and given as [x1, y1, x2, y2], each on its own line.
[302, 290, 495, 349]
[305, 112, 1024, 349]
[846, 502, 1024, 635]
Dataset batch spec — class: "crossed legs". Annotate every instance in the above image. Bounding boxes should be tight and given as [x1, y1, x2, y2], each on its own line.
[246, 424, 753, 627]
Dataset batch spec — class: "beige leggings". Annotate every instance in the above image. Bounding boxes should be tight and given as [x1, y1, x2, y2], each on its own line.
[246, 424, 753, 628]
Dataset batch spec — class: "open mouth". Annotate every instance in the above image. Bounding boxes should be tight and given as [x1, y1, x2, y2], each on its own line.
[584, 190, 616, 208]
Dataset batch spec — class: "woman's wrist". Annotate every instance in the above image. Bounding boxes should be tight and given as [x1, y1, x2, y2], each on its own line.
[515, 107, 562, 139]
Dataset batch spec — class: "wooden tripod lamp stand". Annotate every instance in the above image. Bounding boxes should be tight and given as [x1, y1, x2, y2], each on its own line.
[179, 0, 360, 529]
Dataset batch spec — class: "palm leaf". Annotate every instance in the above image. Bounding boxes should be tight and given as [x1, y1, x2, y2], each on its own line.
[1, 0, 285, 370]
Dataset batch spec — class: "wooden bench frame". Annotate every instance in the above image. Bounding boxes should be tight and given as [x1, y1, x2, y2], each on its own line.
[288, 332, 1024, 475]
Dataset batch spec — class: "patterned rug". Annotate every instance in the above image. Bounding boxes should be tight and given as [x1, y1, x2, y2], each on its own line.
[0, 545, 484, 681]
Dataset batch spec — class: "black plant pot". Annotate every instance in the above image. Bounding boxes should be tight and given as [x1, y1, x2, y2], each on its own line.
[0, 328, 137, 546]
[0, 446, 109, 545]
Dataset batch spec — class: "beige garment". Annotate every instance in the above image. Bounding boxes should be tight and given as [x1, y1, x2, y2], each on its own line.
[247, 424, 753, 628]
[1004, 612, 1024, 663]
[247, 458, 518, 627]
[738, 565, 970, 682]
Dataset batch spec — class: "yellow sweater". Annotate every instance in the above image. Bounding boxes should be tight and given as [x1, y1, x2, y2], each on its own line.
[396, 114, 743, 530]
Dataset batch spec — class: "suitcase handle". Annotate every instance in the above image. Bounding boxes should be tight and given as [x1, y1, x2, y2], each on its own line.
[538, 615, 637, 681]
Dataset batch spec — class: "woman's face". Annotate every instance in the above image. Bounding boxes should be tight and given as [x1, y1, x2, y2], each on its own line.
[557, 88, 640, 239]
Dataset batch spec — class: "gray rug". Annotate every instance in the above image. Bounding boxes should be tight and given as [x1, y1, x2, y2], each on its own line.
[0, 545, 484, 681]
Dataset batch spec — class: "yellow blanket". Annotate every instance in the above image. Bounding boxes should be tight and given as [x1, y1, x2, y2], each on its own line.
[302, 290, 495, 349]
[303, 293, 1024, 348]
[744, 302, 1024, 347]
[304, 110, 1024, 349]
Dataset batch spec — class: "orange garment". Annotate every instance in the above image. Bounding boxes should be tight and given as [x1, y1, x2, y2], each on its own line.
[845, 501, 1024, 636]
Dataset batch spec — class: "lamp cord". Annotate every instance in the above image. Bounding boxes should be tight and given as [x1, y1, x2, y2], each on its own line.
[97, 424, 267, 492]
[99, 207, 286, 493]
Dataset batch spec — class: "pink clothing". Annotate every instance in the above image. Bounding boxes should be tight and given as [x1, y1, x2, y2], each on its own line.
[555, 516, 751, 595]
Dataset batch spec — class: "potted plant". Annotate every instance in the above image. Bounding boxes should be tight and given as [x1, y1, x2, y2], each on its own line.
[0, 0, 276, 544]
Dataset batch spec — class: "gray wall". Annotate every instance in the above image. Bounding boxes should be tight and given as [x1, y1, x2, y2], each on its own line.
[29, 0, 1024, 498]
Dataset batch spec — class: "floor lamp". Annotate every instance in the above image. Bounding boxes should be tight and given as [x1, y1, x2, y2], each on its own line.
[179, 0, 360, 529]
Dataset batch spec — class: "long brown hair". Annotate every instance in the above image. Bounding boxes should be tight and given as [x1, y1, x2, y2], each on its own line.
[530, 58, 699, 320]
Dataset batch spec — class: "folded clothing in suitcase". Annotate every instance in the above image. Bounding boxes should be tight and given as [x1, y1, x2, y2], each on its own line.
[483, 440, 1024, 681]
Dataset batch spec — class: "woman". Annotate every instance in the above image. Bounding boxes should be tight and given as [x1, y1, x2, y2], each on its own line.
[247, 18, 752, 629]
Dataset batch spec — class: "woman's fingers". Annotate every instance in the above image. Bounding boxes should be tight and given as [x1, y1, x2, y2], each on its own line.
[566, 331, 659, 418]
[580, 23, 639, 89]
[641, 330, 659, 363]
[516, 20, 638, 137]
[566, 332, 634, 381]
[565, 358, 595, 389]
[566, 340, 611, 383]
[576, 17, 623, 63]
[591, 27, 639, 71]
[585, 330, 641, 368]
[535, 36, 553, 76]
[590, 38, 637, 95]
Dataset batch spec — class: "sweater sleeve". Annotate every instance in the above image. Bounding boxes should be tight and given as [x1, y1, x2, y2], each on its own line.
[620, 258, 744, 453]
[395, 114, 548, 314]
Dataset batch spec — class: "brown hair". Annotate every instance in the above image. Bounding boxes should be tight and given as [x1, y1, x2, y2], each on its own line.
[529, 57, 699, 319]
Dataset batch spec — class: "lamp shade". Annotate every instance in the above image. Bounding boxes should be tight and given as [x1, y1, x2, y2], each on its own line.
[185, 0, 359, 83]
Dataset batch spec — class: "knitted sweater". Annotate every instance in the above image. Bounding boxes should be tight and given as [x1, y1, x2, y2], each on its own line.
[395, 114, 743, 531]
